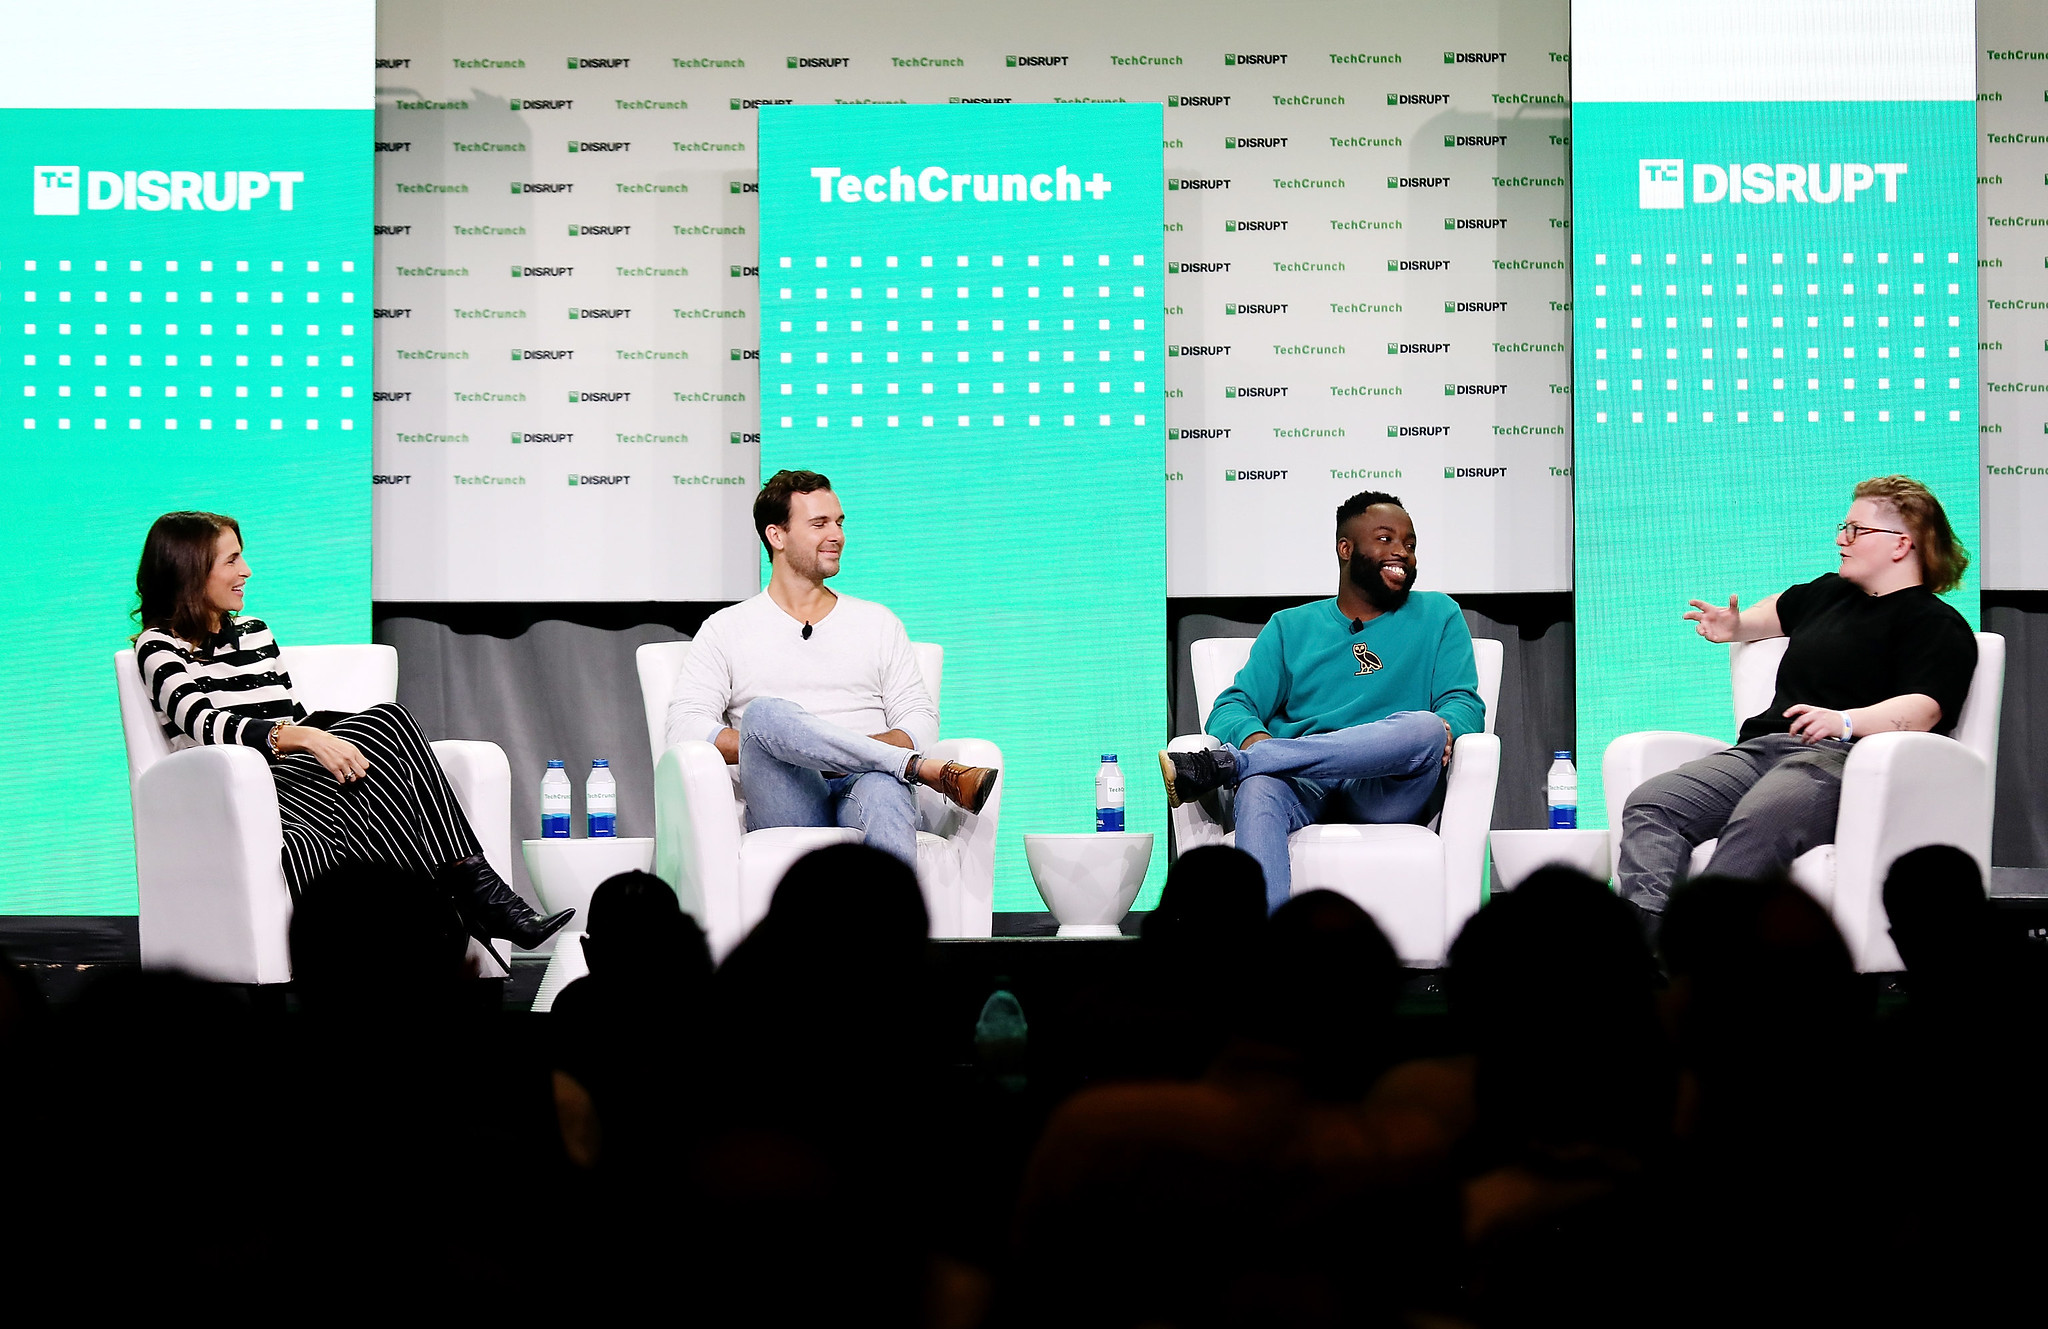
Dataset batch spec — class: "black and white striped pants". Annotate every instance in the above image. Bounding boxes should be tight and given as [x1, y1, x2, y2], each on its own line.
[273, 702, 484, 894]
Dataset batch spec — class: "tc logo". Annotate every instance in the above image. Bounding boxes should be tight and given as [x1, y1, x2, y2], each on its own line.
[34, 165, 79, 215]
[1639, 158, 1683, 209]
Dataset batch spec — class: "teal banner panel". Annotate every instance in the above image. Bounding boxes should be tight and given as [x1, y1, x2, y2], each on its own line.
[760, 103, 1167, 911]
[0, 109, 374, 912]
[1572, 101, 1980, 827]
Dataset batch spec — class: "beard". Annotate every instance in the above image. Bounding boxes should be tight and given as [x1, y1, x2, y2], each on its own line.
[1348, 551, 1416, 614]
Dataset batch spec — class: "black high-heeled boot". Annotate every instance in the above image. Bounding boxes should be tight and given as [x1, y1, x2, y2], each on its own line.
[438, 854, 574, 953]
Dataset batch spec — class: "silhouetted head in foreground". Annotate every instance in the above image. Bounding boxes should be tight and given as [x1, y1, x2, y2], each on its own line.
[581, 869, 710, 998]
[289, 862, 471, 1011]
[1143, 845, 1267, 945]
[1236, 888, 1402, 1098]
[1448, 867, 1669, 1156]
[1883, 845, 1992, 984]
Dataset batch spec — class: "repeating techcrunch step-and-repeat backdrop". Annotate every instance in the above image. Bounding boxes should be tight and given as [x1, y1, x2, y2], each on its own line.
[369, 0, 1574, 600]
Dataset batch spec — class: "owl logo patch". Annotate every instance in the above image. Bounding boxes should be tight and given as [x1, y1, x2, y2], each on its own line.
[1352, 642, 1383, 676]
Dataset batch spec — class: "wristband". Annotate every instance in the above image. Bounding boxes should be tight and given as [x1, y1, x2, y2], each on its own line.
[266, 722, 285, 760]
[1840, 711, 1853, 742]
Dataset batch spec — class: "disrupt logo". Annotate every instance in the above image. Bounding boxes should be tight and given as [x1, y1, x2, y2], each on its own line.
[1224, 468, 1289, 480]
[514, 432, 574, 443]
[1225, 302, 1287, 314]
[1445, 466, 1508, 477]
[372, 391, 410, 402]
[570, 307, 631, 319]
[731, 97, 795, 109]
[510, 98, 573, 110]
[374, 308, 412, 318]
[1224, 219, 1288, 232]
[1391, 259, 1449, 271]
[810, 165, 1113, 202]
[729, 431, 761, 445]
[1168, 427, 1231, 439]
[1445, 217, 1505, 230]
[375, 142, 410, 152]
[568, 141, 631, 152]
[569, 391, 630, 402]
[511, 182, 573, 194]
[1388, 93, 1449, 105]
[569, 473, 631, 484]
[1008, 55, 1070, 66]
[1446, 300, 1506, 312]
[1169, 345, 1230, 356]
[371, 474, 412, 483]
[1388, 425, 1449, 436]
[1225, 385, 1288, 398]
[33, 166, 302, 215]
[1169, 95, 1230, 106]
[730, 264, 760, 277]
[1445, 51, 1506, 63]
[1389, 342, 1449, 354]
[1169, 262, 1230, 274]
[513, 265, 573, 277]
[1389, 176, 1450, 188]
[1224, 136, 1288, 149]
[569, 224, 630, 236]
[567, 57, 629, 68]
[1445, 383, 1507, 396]
[1445, 135, 1506, 147]
[1224, 54, 1288, 65]
[513, 349, 573, 360]
[1639, 158, 1908, 208]
[731, 347, 761, 360]
[375, 224, 411, 235]
[1169, 178, 1231, 190]
[788, 56, 850, 68]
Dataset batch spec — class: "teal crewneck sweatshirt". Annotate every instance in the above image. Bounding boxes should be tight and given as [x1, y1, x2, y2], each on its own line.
[1205, 592, 1485, 748]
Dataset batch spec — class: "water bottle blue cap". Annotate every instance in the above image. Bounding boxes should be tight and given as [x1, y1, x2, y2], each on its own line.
[1554, 751, 1572, 760]
[591, 758, 609, 766]
[546, 759, 565, 767]
[1101, 753, 1117, 762]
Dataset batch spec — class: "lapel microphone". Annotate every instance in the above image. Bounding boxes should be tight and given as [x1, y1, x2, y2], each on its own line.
[801, 622, 813, 640]
[1350, 618, 1364, 634]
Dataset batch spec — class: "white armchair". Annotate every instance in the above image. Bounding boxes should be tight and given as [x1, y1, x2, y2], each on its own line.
[1166, 636, 1504, 964]
[115, 644, 514, 984]
[634, 640, 1003, 959]
[1603, 631, 2005, 972]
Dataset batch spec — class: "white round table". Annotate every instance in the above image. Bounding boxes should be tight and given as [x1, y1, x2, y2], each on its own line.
[1023, 832, 1153, 937]
[520, 836, 655, 1012]
[1488, 828, 1612, 894]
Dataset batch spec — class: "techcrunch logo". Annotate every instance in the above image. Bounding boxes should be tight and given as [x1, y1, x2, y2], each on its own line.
[618, 183, 689, 194]
[1987, 465, 2048, 475]
[810, 165, 1114, 202]
[396, 265, 467, 276]
[453, 58, 523, 68]
[1274, 178, 1343, 190]
[732, 98, 795, 109]
[1008, 56, 1070, 67]
[1494, 176, 1564, 187]
[891, 56, 964, 67]
[1223, 469, 1289, 481]
[1273, 96, 1344, 105]
[1331, 468, 1403, 479]
[455, 475, 525, 485]
[32, 167, 302, 214]
[392, 99, 468, 110]
[1273, 427, 1344, 438]
[396, 349, 469, 360]
[1332, 385, 1401, 395]
[1274, 344, 1344, 354]
[617, 434, 686, 443]
[1112, 56, 1183, 66]
[1224, 136, 1288, 148]
[397, 184, 466, 194]
[454, 142, 524, 152]
[1332, 302, 1402, 312]
[616, 99, 686, 110]
[1985, 50, 2048, 59]
[1224, 386, 1288, 398]
[1330, 53, 1401, 64]
[1331, 219, 1402, 230]
[674, 141, 746, 152]
[452, 308, 525, 319]
[676, 58, 745, 68]
[454, 224, 523, 235]
[672, 475, 749, 485]
[1332, 136, 1402, 147]
[1167, 96, 1229, 106]
[1275, 260, 1344, 271]
[1639, 158, 1908, 208]
[618, 349, 689, 360]
[674, 391, 748, 402]
[1494, 341, 1566, 353]
[397, 433, 469, 443]
[1493, 425, 1565, 435]
[1388, 425, 1449, 437]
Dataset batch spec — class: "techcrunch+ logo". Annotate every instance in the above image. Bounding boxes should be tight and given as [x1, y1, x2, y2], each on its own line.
[33, 166, 303, 214]
[1638, 158, 1908, 208]
[810, 165, 1113, 202]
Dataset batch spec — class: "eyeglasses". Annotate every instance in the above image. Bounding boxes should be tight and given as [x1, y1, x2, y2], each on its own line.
[1836, 521, 1906, 543]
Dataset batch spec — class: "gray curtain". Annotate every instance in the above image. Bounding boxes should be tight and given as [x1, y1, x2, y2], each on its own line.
[1170, 600, 1575, 833]
[1987, 600, 2048, 869]
[375, 615, 691, 911]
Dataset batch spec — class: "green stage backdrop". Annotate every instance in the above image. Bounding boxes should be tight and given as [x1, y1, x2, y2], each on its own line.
[0, 108, 373, 913]
[760, 103, 1168, 911]
[1572, 99, 1981, 826]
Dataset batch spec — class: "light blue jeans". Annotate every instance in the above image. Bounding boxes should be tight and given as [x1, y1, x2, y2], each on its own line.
[1229, 710, 1447, 912]
[736, 696, 920, 866]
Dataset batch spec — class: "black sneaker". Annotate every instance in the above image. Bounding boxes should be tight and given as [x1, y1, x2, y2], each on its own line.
[1158, 747, 1238, 809]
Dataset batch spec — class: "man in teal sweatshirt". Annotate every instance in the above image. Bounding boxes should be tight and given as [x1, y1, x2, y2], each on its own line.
[1159, 491, 1485, 910]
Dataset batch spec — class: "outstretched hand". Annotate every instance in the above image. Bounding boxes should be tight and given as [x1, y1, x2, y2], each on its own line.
[1684, 595, 1742, 643]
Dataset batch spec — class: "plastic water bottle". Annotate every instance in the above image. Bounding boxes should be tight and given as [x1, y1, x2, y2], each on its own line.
[586, 759, 617, 838]
[1095, 754, 1125, 832]
[541, 759, 572, 838]
[1546, 751, 1579, 829]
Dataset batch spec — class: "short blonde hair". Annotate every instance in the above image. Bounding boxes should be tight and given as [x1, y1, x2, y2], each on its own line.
[1853, 475, 1969, 594]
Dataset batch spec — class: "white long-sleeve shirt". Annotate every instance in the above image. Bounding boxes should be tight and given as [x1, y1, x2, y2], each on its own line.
[663, 591, 939, 752]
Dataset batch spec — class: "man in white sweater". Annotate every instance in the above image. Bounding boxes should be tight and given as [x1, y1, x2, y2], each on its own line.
[664, 469, 998, 865]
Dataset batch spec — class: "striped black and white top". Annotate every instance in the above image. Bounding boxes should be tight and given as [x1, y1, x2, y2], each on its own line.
[135, 617, 306, 753]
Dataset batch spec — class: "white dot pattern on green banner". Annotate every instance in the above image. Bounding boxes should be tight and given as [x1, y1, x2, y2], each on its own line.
[1580, 250, 1973, 428]
[6, 254, 369, 433]
[769, 252, 1154, 432]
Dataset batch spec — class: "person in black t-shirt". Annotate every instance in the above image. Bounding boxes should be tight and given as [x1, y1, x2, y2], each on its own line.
[1616, 476, 1978, 931]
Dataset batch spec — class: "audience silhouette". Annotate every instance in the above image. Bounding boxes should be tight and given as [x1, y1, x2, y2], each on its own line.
[3, 839, 2043, 1323]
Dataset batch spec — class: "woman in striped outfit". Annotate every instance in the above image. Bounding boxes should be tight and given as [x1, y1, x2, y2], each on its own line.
[132, 511, 573, 958]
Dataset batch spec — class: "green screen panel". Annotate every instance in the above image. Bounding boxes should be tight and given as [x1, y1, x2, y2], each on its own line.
[1572, 101, 1980, 828]
[0, 109, 373, 913]
[760, 103, 1167, 911]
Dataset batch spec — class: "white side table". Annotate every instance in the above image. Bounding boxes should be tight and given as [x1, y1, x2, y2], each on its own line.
[1023, 832, 1153, 937]
[1488, 828, 1612, 894]
[520, 836, 655, 1012]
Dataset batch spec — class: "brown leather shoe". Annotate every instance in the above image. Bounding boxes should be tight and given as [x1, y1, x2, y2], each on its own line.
[930, 761, 999, 814]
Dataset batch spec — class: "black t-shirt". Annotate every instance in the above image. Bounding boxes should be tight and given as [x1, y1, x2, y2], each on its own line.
[1739, 573, 1978, 742]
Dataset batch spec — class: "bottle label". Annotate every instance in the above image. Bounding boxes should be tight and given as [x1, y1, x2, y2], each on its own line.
[1096, 807, 1125, 833]
[541, 813, 572, 838]
[1547, 805, 1578, 830]
[587, 812, 617, 838]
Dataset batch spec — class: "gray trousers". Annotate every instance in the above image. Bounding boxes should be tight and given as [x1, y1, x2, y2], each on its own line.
[1615, 733, 1850, 914]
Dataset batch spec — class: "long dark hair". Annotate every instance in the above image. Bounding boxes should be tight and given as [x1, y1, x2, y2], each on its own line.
[135, 512, 240, 646]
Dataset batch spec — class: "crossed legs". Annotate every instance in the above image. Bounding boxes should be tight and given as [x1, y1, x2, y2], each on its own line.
[737, 696, 920, 865]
